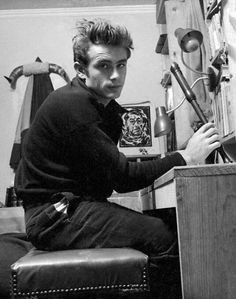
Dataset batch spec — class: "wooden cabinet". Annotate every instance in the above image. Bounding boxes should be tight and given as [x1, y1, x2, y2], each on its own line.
[141, 164, 236, 299]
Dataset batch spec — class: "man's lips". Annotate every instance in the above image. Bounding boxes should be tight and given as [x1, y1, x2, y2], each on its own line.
[107, 85, 122, 90]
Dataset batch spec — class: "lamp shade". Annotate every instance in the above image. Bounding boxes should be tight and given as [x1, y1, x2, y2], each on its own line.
[154, 106, 172, 137]
[174, 28, 203, 53]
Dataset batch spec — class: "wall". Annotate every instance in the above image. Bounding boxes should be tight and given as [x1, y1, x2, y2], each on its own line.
[0, 4, 165, 203]
[0, 0, 156, 10]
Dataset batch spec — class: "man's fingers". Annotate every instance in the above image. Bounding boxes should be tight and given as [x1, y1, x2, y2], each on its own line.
[205, 127, 219, 136]
[207, 132, 220, 143]
[209, 141, 221, 150]
[197, 122, 214, 133]
[198, 123, 220, 142]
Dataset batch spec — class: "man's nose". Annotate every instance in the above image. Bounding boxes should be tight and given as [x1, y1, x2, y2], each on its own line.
[110, 67, 119, 80]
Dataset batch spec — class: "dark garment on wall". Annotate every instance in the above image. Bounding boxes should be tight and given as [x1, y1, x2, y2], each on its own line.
[30, 69, 54, 124]
[10, 58, 54, 171]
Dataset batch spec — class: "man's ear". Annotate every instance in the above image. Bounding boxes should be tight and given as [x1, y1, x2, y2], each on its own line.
[74, 62, 87, 80]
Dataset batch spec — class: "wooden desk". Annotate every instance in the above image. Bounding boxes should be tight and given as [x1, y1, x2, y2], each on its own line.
[141, 164, 236, 299]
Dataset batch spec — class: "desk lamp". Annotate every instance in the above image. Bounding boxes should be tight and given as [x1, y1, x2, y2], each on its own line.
[175, 28, 203, 53]
[175, 27, 219, 91]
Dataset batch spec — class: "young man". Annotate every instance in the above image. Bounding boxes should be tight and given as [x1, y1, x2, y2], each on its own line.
[15, 18, 220, 296]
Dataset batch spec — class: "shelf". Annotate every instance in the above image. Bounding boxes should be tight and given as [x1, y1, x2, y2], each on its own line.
[156, 0, 167, 24]
[155, 34, 169, 55]
[160, 71, 171, 88]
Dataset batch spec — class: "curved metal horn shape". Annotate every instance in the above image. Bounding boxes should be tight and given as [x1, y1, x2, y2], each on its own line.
[4, 63, 70, 89]
[49, 63, 70, 84]
[4, 65, 23, 89]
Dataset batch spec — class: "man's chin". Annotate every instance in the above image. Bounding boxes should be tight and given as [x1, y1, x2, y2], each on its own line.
[106, 88, 122, 99]
[93, 88, 122, 100]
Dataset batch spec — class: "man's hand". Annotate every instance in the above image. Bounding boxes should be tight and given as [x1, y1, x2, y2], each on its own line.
[178, 123, 221, 165]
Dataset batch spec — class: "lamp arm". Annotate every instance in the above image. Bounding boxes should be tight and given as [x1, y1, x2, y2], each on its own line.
[181, 50, 208, 76]
[167, 76, 208, 114]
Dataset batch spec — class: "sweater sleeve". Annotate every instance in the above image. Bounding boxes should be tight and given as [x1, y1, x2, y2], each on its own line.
[69, 123, 186, 194]
[113, 151, 186, 193]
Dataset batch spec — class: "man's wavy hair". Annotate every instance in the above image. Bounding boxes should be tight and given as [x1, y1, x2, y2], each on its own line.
[72, 18, 134, 66]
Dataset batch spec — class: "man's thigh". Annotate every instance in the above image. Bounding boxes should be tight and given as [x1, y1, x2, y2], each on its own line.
[26, 200, 175, 255]
[55, 201, 175, 254]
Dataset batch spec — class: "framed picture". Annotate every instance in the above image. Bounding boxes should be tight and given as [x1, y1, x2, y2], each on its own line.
[118, 102, 162, 158]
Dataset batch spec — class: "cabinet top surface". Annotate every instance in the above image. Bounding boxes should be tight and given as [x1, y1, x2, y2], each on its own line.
[151, 163, 236, 190]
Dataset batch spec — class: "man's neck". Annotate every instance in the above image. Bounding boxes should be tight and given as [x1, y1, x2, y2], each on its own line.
[96, 98, 113, 107]
[77, 77, 113, 107]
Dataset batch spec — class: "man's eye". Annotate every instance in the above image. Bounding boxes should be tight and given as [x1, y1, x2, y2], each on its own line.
[118, 63, 126, 68]
[100, 63, 109, 69]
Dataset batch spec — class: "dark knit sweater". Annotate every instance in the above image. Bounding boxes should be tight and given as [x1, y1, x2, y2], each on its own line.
[15, 77, 186, 204]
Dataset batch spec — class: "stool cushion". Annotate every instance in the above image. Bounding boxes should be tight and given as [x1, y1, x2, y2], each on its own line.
[11, 247, 149, 298]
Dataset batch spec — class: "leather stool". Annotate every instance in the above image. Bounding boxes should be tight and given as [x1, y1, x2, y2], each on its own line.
[10, 247, 150, 298]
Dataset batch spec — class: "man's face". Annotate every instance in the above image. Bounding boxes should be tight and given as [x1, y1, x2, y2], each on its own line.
[84, 44, 128, 101]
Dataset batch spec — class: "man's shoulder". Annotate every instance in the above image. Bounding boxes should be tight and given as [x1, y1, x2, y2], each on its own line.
[50, 78, 91, 102]
[43, 80, 100, 123]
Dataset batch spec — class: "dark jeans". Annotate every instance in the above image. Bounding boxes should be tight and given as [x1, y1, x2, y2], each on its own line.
[25, 197, 176, 255]
[24, 195, 182, 298]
